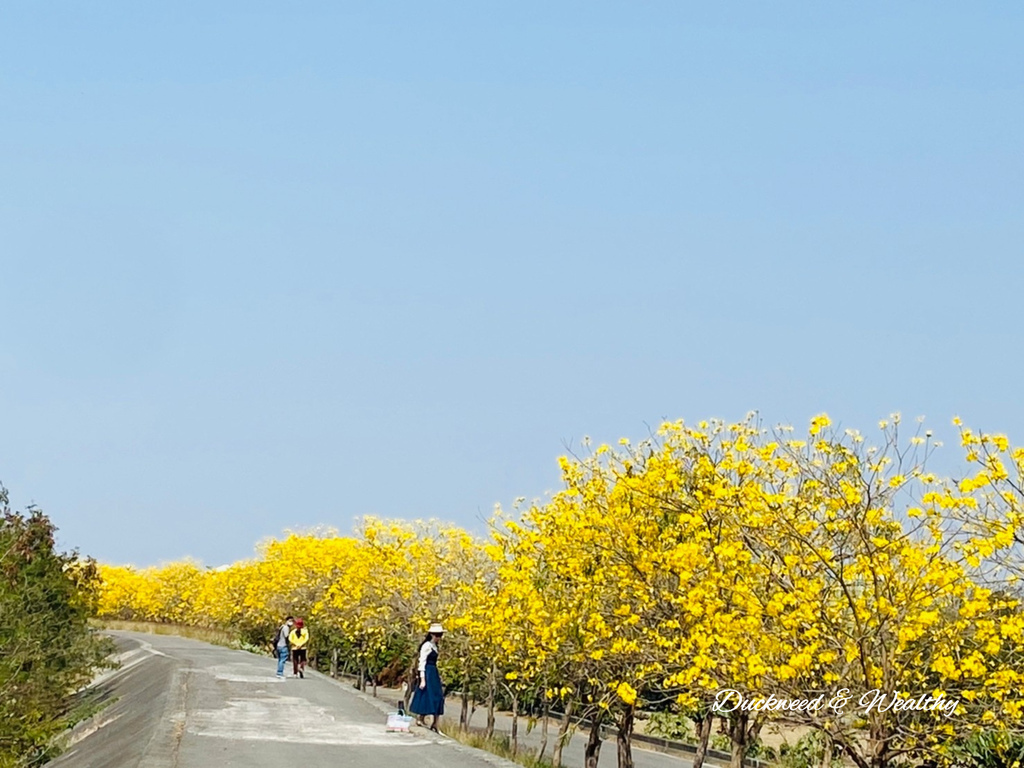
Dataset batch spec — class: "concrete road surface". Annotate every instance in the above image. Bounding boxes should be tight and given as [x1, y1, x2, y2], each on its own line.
[52, 631, 691, 768]
[51, 631, 517, 768]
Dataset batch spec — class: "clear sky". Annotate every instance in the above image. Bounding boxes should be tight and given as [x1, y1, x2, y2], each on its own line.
[2, 3, 1022, 566]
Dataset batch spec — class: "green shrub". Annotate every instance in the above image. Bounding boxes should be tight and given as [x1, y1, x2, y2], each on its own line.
[646, 711, 696, 742]
[712, 732, 732, 752]
[778, 730, 842, 768]
[950, 729, 1024, 768]
[0, 490, 112, 766]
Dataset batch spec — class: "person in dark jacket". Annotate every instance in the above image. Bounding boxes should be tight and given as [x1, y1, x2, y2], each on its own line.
[274, 616, 294, 678]
[409, 622, 445, 731]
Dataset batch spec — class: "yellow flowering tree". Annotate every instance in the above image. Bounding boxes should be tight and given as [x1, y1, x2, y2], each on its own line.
[737, 415, 1024, 768]
[90, 411, 1024, 768]
[952, 419, 1024, 579]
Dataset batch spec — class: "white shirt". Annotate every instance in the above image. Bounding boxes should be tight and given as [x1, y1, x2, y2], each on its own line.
[418, 640, 437, 674]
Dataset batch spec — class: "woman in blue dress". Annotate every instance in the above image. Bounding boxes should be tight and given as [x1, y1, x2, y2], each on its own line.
[410, 622, 445, 732]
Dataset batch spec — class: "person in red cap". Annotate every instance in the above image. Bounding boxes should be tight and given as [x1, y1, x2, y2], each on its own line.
[288, 618, 310, 678]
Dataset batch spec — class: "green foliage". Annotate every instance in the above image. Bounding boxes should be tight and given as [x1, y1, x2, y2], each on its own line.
[748, 739, 778, 762]
[0, 488, 113, 766]
[709, 731, 777, 761]
[646, 710, 696, 742]
[950, 729, 1024, 768]
[778, 731, 842, 768]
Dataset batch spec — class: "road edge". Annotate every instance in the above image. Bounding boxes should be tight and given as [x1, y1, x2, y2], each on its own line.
[306, 669, 523, 768]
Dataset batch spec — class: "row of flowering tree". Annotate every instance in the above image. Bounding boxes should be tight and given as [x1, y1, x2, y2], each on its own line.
[95, 414, 1024, 768]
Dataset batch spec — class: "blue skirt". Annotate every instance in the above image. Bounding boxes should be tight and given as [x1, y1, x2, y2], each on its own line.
[409, 665, 444, 716]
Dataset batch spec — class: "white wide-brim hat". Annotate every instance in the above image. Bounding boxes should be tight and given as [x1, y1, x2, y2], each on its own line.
[428, 623, 445, 634]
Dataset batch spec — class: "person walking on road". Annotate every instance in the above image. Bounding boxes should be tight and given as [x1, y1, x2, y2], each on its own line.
[289, 618, 309, 678]
[274, 616, 294, 678]
[409, 622, 445, 732]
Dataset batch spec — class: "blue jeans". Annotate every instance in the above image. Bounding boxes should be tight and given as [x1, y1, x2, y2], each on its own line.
[276, 646, 289, 676]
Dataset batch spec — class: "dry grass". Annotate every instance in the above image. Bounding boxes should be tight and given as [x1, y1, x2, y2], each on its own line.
[91, 619, 244, 650]
[439, 722, 556, 768]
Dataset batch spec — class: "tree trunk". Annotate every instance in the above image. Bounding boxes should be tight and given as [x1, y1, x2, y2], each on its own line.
[358, 661, 366, 692]
[584, 711, 605, 768]
[728, 712, 765, 768]
[330, 648, 338, 678]
[460, 688, 470, 732]
[458, 656, 471, 732]
[538, 699, 550, 760]
[553, 699, 574, 768]
[616, 704, 634, 768]
[511, 692, 520, 756]
[869, 720, 889, 768]
[692, 710, 714, 768]
[372, 673, 378, 697]
[728, 712, 748, 768]
[404, 657, 417, 709]
[485, 660, 496, 739]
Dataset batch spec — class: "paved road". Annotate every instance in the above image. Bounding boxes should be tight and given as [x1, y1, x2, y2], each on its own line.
[52, 631, 517, 768]
[53, 631, 692, 768]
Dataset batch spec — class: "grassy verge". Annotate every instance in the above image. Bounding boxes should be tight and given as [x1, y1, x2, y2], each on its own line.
[439, 722, 558, 768]
[90, 619, 253, 651]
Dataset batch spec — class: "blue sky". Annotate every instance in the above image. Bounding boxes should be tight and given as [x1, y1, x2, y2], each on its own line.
[2, 3, 1022, 566]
